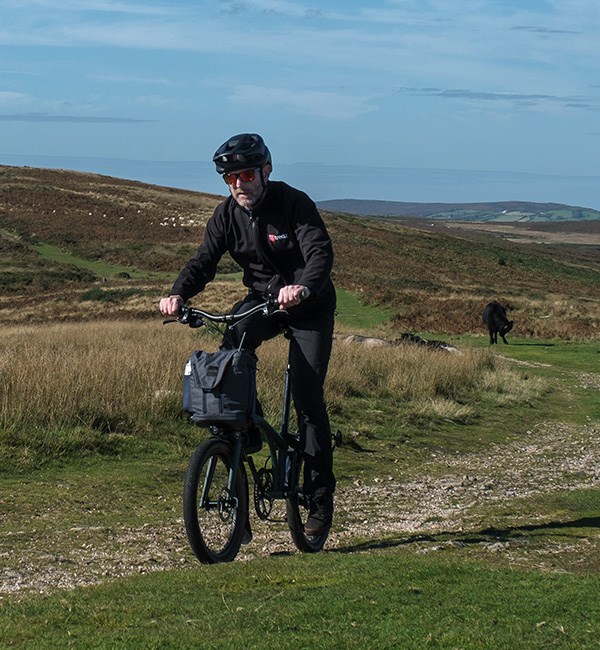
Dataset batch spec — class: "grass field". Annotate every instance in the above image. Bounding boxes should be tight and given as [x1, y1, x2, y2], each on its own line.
[3, 550, 600, 649]
[1, 314, 599, 648]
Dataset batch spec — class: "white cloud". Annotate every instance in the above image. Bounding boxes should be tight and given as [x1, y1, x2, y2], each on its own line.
[2, 0, 176, 16]
[229, 85, 377, 120]
[0, 91, 31, 104]
[217, 0, 329, 18]
[2, 1, 599, 173]
[0, 112, 152, 123]
[90, 74, 172, 85]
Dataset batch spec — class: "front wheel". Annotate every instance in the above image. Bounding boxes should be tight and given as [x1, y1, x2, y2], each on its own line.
[285, 451, 330, 553]
[183, 438, 248, 564]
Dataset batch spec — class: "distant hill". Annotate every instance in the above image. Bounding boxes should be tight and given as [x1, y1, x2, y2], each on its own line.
[1, 165, 599, 338]
[316, 199, 600, 222]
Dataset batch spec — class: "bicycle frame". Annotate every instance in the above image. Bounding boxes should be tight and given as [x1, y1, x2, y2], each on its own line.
[175, 298, 301, 515]
[249, 336, 299, 500]
[201, 337, 299, 511]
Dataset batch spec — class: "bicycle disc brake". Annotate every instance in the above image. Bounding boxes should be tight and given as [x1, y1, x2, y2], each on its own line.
[218, 487, 237, 523]
[254, 467, 274, 520]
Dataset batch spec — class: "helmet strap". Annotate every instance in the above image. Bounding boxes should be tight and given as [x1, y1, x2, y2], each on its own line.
[258, 167, 268, 188]
[255, 167, 270, 202]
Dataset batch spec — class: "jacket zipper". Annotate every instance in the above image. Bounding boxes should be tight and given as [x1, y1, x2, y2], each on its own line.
[248, 209, 289, 288]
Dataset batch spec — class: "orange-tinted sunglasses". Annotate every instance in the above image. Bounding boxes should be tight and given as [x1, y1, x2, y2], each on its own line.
[223, 169, 257, 185]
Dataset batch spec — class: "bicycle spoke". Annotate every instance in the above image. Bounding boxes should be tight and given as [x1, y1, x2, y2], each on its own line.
[183, 438, 248, 563]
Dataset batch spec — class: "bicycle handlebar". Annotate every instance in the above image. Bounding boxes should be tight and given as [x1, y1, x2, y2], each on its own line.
[164, 288, 309, 329]
[166, 295, 281, 329]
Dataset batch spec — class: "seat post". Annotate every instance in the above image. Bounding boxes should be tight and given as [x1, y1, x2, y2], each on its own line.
[279, 332, 293, 437]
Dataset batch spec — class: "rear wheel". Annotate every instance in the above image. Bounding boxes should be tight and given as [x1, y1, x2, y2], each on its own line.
[285, 451, 329, 553]
[183, 438, 248, 564]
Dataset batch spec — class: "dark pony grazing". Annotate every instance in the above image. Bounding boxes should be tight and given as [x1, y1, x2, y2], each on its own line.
[482, 301, 514, 344]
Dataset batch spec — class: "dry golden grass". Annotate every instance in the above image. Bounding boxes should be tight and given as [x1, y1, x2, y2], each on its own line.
[0, 321, 183, 433]
[0, 280, 247, 325]
[325, 341, 544, 418]
[0, 320, 544, 440]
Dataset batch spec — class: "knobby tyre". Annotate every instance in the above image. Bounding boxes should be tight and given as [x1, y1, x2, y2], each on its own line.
[183, 437, 248, 564]
[285, 450, 329, 553]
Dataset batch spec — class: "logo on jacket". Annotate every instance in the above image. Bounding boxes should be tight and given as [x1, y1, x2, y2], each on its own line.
[268, 233, 289, 243]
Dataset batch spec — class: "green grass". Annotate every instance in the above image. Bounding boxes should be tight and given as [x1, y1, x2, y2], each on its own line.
[31, 242, 161, 280]
[79, 286, 153, 302]
[410, 487, 600, 574]
[495, 338, 600, 373]
[8, 237, 243, 287]
[458, 337, 600, 424]
[2, 551, 599, 649]
[334, 288, 395, 329]
[2, 167, 599, 647]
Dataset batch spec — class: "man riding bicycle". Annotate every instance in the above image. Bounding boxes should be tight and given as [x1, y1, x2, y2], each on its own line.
[159, 133, 336, 537]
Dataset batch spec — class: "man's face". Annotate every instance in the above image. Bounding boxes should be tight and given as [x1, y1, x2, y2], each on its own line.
[224, 164, 271, 209]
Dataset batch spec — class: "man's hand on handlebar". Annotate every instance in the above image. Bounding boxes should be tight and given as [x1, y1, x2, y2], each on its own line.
[277, 285, 309, 310]
[159, 287, 307, 321]
[159, 295, 184, 317]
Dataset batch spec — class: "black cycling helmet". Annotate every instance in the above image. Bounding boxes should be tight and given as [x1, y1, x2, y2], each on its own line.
[213, 133, 272, 174]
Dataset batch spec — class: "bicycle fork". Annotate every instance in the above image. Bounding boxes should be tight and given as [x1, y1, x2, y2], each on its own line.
[199, 435, 243, 515]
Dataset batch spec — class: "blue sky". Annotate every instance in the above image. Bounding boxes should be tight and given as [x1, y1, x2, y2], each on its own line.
[1, 0, 599, 208]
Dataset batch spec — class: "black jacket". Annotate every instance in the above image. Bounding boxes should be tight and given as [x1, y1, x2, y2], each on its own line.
[170, 181, 336, 317]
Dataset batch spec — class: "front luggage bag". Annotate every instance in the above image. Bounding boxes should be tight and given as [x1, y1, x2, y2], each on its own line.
[183, 349, 257, 428]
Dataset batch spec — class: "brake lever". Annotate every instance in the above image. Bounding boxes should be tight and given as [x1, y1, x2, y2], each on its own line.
[162, 311, 204, 328]
[188, 317, 205, 329]
[262, 288, 308, 316]
[263, 294, 282, 316]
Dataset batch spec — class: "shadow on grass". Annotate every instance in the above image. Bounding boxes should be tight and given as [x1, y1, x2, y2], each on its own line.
[332, 517, 600, 555]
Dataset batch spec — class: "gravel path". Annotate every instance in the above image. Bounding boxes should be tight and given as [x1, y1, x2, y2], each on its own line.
[2, 417, 599, 599]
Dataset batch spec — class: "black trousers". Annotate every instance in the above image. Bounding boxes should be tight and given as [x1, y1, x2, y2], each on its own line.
[222, 295, 336, 496]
